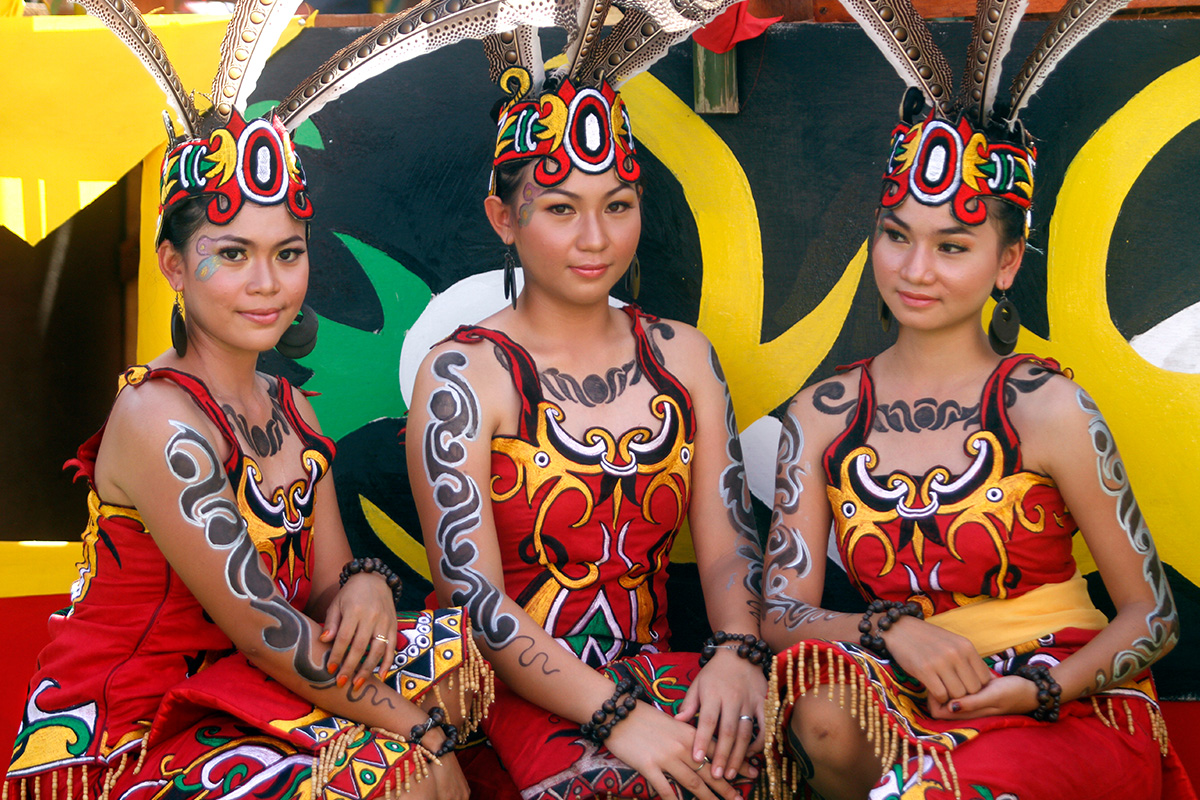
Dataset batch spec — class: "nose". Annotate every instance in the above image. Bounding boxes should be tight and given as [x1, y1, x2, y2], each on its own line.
[898, 243, 935, 284]
[247, 253, 281, 295]
[577, 208, 609, 252]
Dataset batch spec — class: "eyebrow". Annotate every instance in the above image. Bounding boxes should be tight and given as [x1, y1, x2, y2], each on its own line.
[879, 210, 975, 237]
[207, 234, 305, 247]
[541, 184, 636, 200]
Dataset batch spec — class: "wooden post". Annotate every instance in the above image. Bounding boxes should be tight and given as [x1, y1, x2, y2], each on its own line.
[693, 40, 739, 114]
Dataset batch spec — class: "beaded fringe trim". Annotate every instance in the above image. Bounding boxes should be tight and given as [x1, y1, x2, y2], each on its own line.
[4, 635, 495, 800]
[762, 643, 1174, 800]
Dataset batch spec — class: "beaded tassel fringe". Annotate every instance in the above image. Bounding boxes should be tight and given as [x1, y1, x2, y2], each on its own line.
[763, 644, 1176, 800]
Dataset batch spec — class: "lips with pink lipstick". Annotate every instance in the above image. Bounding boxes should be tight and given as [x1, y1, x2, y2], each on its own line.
[897, 290, 937, 307]
[569, 263, 610, 278]
[239, 307, 284, 325]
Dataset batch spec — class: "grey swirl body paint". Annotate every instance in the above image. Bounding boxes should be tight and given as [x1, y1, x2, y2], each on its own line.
[165, 420, 331, 685]
[423, 351, 521, 651]
[764, 408, 837, 631]
[709, 346, 764, 619]
[1077, 389, 1178, 690]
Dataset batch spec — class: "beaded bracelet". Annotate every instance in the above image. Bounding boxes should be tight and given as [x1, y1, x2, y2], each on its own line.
[339, 557, 403, 606]
[1013, 663, 1062, 722]
[408, 706, 459, 757]
[580, 679, 645, 743]
[858, 599, 924, 659]
[698, 631, 773, 677]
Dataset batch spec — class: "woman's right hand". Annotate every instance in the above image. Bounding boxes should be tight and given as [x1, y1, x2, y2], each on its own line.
[603, 702, 739, 800]
[882, 616, 994, 704]
[427, 752, 469, 800]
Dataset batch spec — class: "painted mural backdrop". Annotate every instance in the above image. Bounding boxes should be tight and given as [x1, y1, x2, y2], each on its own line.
[167, 21, 1200, 697]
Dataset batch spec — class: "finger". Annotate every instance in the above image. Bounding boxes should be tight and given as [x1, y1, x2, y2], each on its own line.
[724, 714, 756, 779]
[708, 703, 740, 780]
[353, 634, 390, 688]
[692, 761, 739, 800]
[646, 768, 684, 800]
[748, 701, 767, 754]
[690, 703, 719, 764]
[675, 683, 700, 723]
[667, 762, 723, 800]
[336, 621, 371, 687]
[321, 605, 342, 645]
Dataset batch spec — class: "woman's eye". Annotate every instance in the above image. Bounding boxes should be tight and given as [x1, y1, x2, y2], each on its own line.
[278, 248, 305, 262]
[939, 242, 968, 254]
[219, 248, 245, 261]
[548, 203, 574, 215]
[607, 201, 633, 213]
[883, 228, 906, 243]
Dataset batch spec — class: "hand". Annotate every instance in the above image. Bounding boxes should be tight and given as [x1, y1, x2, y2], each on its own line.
[882, 617, 993, 705]
[927, 674, 1038, 720]
[320, 573, 397, 689]
[603, 702, 740, 800]
[675, 649, 765, 781]
[427, 752, 469, 800]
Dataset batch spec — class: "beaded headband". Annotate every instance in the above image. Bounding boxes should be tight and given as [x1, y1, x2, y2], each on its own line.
[484, 0, 737, 192]
[842, 0, 1132, 227]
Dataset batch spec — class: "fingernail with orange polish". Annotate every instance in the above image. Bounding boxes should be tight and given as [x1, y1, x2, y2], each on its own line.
[353, 677, 366, 691]
[337, 675, 348, 688]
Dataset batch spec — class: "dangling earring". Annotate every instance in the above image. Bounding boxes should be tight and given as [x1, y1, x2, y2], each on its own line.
[276, 303, 319, 359]
[988, 290, 1021, 355]
[171, 291, 188, 357]
[503, 247, 518, 310]
[877, 292, 892, 333]
[625, 254, 641, 300]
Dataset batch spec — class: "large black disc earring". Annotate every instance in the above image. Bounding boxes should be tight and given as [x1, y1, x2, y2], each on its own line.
[171, 292, 188, 357]
[503, 247, 518, 310]
[877, 292, 892, 333]
[276, 302, 319, 360]
[625, 254, 641, 300]
[988, 291, 1020, 355]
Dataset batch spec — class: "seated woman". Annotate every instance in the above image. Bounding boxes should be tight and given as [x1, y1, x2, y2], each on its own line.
[758, 1, 1194, 798]
[405, 9, 769, 800]
[2, 5, 495, 800]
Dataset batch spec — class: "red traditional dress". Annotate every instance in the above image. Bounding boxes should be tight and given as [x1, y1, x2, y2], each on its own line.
[765, 355, 1195, 800]
[5, 367, 490, 800]
[448, 306, 759, 800]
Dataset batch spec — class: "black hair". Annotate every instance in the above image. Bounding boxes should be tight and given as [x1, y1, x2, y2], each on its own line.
[982, 197, 1027, 250]
[493, 159, 532, 206]
[158, 195, 210, 250]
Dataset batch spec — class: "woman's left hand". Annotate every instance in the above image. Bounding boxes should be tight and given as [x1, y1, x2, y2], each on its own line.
[674, 649, 767, 781]
[927, 674, 1038, 720]
[320, 573, 397, 689]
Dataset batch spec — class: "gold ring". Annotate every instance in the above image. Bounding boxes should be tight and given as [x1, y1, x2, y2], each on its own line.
[374, 634, 389, 643]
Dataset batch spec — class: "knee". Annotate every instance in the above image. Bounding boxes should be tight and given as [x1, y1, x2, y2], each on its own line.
[789, 693, 867, 769]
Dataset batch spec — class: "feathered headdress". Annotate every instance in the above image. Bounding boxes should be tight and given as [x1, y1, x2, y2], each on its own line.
[843, 0, 1132, 226]
[485, 0, 738, 191]
[80, 0, 608, 236]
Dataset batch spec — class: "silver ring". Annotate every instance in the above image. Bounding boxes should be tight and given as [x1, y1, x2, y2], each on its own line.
[374, 634, 389, 643]
[692, 756, 710, 772]
[738, 715, 755, 722]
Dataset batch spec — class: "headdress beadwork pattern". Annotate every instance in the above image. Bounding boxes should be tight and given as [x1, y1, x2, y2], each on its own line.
[843, 0, 1133, 226]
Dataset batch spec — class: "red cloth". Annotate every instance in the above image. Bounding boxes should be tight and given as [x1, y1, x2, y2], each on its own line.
[693, 0, 780, 54]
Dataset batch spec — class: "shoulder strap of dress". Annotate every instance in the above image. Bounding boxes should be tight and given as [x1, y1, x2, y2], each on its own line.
[273, 376, 337, 462]
[822, 359, 876, 485]
[621, 305, 696, 440]
[65, 365, 241, 485]
[979, 354, 1063, 472]
[443, 325, 542, 440]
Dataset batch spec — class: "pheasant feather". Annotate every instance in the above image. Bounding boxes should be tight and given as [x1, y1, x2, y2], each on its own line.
[210, 0, 307, 126]
[1009, 0, 1131, 120]
[959, 0, 1028, 123]
[838, 0, 954, 113]
[76, 0, 200, 136]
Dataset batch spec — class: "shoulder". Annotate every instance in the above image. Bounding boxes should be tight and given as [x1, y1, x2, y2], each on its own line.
[1005, 360, 1090, 432]
[280, 376, 323, 433]
[784, 370, 861, 450]
[637, 315, 718, 382]
[410, 336, 522, 435]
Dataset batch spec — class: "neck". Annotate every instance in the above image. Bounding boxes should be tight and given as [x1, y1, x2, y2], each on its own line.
[512, 291, 625, 351]
[880, 320, 1002, 394]
[177, 332, 264, 405]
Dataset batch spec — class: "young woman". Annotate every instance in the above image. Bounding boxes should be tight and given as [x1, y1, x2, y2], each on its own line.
[758, 1, 1192, 798]
[406, 17, 768, 799]
[3, 6, 492, 800]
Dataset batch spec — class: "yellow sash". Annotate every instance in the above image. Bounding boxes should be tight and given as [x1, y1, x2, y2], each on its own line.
[926, 571, 1109, 657]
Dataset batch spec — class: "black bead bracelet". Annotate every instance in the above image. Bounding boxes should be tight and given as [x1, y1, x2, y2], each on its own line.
[580, 679, 645, 744]
[858, 599, 924, 659]
[1013, 663, 1062, 722]
[698, 631, 773, 678]
[408, 706, 459, 757]
[339, 557, 403, 606]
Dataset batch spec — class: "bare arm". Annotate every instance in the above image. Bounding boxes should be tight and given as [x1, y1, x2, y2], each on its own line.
[101, 385, 434, 739]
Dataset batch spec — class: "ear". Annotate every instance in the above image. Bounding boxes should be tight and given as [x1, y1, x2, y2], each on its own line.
[158, 240, 186, 291]
[995, 237, 1025, 292]
[483, 195, 517, 245]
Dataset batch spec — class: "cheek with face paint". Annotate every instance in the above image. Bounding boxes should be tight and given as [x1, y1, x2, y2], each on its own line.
[194, 236, 224, 281]
[517, 182, 541, 228]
